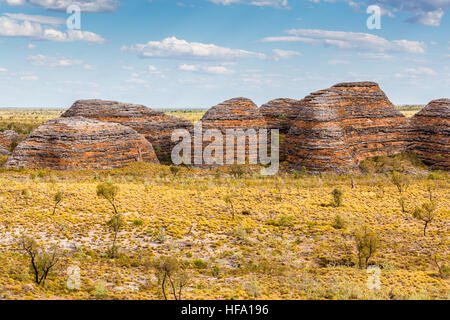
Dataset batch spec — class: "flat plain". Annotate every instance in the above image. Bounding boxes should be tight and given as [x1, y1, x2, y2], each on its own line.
[0, 106, 448, 300]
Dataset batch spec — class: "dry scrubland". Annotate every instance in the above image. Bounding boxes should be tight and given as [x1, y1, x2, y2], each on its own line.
[0, 106, 448, 300]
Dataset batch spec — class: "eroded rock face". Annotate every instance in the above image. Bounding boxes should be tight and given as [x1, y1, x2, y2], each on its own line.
[409, 99, 449, 170]
[62, 100, 193, 163]
[3, 117, 159, 170]
[0, 146, 10, 156]
[0, 130, 20, 150]
[259, 98, 300, 134]
[283, 82, 410, 172]
[197, 97, 267, 165]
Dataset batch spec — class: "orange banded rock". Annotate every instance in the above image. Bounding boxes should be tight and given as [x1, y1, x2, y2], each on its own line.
[3, 117, 159, 170]
[62, 100, 193, 163]
[197, 97, 267, 166]
[259, 98, 300, 134]
[0, 130, 20, 150]
[409, 99, 449, 170]
[283, 82, 410, 172]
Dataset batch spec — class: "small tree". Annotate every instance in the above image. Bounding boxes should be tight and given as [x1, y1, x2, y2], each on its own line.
[19, 236, 60, 286]
[390, 171, 410, 194]
[224, 194, 236, 219]
[354, 226, 378, 269]
[433, 251, 450, 279]
[52, 191, 63, 215]
[154, 255, 190, 300]
[96, 181, 119, 215]
[106, 213, 124, 258]
[332, 188, 343, 207]
[97, 182, 123, 257]
[390, 171, 410, 213]
[412, 202, 436, 236]
[170, 166, 181, 176]
[332, 214, 346, 230]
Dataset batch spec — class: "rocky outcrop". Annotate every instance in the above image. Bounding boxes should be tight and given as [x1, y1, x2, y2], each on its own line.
[283, 82, 410, 172]
[3, 117, 159, 170]
[409, 99, 449, 170]
[0, 146, 10, 156]
[0, 130, 20, 151]
[198, 97, 267, 166]
[62, 100, 193, 163]
[259, 98, 300, 134]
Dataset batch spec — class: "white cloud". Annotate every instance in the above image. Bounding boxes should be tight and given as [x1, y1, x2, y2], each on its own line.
[27, 54, 83, 67]
[0, 15, 105, 43]
[179, 64, 197, 71]
[1, 0, 120, 13]
[208, 0, 289, 8]
[122, 37, 266, 60]
[4, 13, 65, 25]
[272, 48, 301, 60]
[125, 78, 148, 84]
[395, 66, 437, 78]
[203, 65, 233, 74]
[0, 67, 7, 72]
[328, 59, 350, 65]
[20, 74, 39, 81]
[373, 0, 450, 26]
[178, 63, 234, 74]
[406, 8, 444, 26]
[261, 29, 426, 54]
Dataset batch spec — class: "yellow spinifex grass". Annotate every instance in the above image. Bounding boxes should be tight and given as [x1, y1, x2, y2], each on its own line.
[0, 162, 448, 300]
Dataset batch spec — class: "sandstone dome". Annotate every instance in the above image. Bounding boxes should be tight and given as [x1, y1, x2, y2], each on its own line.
[259, 98, 300, 134]
[282, 82, 410, 172]
[409, 98, 449, 170]
[62, 99, 193, 163]
[3, 117, 159, 170]
[198, 97, 267, 166]
[0, 130, 20, 150]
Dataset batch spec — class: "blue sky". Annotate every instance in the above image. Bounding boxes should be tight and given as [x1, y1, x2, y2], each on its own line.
[0, 0, 449, 108]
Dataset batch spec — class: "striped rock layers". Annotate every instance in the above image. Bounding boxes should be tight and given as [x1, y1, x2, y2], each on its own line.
[283, 82, 410, 172]
[0, 130, 20, 153]
[3, 117, 159, 170]
[198, 97, 267, 166]
[259, 98, 300, 134]
[409, 99, 449, 170]
[62, 100, 193, 163]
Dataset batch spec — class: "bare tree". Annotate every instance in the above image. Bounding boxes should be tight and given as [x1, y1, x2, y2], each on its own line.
[412, 202, 436, 236]
[154, 255, 191, 300]
[19, 236, 60, 286]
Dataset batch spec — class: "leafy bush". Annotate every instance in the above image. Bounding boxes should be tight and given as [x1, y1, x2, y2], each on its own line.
[354, 226, 379, 269]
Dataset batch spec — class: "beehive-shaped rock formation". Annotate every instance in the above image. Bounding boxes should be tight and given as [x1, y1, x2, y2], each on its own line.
[0, 130, 20, 150]
[0, 146, 9, 156]
[259, 98, 300, 134]
[3, 117, 159, 170]
[62, 100, 193, 163]
[283, 82, 410, 172]
[409, 99, 449, 170]
[198, 97, 267, 165]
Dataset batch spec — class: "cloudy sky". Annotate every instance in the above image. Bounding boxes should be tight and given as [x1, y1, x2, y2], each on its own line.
[0, 0, 449, 108]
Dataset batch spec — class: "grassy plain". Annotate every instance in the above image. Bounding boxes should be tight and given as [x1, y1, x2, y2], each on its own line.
[0, 106, 448, 300]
